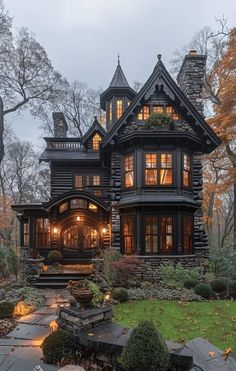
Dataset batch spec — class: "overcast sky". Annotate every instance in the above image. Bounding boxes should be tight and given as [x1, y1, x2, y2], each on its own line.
[5, 0, 236, 145]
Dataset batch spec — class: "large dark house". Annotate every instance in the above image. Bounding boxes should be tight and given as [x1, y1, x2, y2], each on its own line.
[12, 52, 220, 268]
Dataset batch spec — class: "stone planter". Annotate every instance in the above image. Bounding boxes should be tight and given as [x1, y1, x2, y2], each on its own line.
[71, 288, 93, 308]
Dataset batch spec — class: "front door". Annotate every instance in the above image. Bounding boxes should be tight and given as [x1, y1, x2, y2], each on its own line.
[62, 223, 100, 258]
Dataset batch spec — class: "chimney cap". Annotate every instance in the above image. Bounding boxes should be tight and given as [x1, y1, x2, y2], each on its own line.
[189, 50, 198, 55]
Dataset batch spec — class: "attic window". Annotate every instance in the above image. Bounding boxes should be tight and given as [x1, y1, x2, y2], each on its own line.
[137, 106, 150, 120]
[92, 133, 101, 150]
[116, 98, 123, 119]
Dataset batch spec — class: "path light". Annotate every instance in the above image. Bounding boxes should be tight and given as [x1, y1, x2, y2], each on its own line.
[104, 291, 112, 305]
[13, 301, 31, 316]
[49, 319, 58, 332]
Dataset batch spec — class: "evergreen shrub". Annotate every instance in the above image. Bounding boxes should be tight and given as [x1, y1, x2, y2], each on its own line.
[194, 283, 213, 299]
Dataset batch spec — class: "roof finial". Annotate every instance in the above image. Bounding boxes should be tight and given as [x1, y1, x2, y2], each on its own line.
[118, 53, 120, 65]
[157, 54, 162, 60]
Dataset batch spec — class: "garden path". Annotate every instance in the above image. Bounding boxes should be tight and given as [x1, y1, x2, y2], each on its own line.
[0, 289, 71, 371]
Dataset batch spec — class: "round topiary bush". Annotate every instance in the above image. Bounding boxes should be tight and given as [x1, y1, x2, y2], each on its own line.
[210, 278, 228, 293]
[112, 287, 128, 302]
[0, 301, 15, 318]
[228, 281, 236, 299]
[216, 277, 232, 289]
[194, 283, 213, 299]
[47, 250, 63, 264]
[41, 329, 77, 364]
[120, 320, 170, 371]
[183, 278, 200, 289]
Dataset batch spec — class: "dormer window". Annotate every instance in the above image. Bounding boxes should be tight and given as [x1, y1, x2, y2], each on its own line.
[137, 106, 150, 120]
[92, 133, 101, 150]
[116, 98, 123, 119]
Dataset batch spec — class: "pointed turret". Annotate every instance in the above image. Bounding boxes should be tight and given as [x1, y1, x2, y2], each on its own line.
[100, 56, 136, 130]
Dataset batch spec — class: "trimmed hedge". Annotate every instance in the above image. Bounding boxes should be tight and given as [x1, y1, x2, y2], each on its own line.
[121, 320, 170, 371]
[194, 284, 213, 299]
[183, 279, 200, 289]
[112, 287, 128, 302]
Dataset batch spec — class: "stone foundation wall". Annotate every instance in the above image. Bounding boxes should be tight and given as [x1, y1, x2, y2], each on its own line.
[132, 253, 209, 281]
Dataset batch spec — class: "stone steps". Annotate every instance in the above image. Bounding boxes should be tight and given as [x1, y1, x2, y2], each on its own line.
[31, 271, 93, 289]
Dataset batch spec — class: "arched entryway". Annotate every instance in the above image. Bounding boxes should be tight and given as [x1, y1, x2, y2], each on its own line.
[61, 220, 101, 259]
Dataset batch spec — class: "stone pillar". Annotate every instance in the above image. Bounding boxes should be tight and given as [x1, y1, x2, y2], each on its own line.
[53, 112, 68, 138]
[177, 51, 206, 115]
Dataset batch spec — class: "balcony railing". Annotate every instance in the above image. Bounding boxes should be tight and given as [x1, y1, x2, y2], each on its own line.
[46, 139, 83, 151]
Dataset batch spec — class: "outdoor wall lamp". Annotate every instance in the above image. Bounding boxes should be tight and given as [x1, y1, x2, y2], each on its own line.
[53, 227, 58, 234]
[102, 227, 107, 234]
[76, 215, 81, 222]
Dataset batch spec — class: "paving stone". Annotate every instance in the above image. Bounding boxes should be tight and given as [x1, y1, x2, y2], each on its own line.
[35, 314, 58, 326]
[0, 353, 58, 371]
[7, 323, 51, 341]
[34, 306, 58, 315]
[0, 339, 42, 346]
[17, 313, 45, 324]
[45, 298, 57, 306]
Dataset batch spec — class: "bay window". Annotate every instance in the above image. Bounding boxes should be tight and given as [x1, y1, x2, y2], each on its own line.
[144, 152, 173, 186]
[124, 154, 134, 188]
[144, 215, 174, 254]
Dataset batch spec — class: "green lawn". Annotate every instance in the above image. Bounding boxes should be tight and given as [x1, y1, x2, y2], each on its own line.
[113, 300, 236, 350]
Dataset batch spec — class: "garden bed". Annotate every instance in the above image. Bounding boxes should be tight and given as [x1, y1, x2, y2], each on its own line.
[113, 299, 236, 350]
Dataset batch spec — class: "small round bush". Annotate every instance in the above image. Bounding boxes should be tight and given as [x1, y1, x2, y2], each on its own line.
[228, 281, 236, 299]
[41, 329, 76, 364]
[183, 278, 200, 289]
[210, 278, 228, 293]
[217, 277, 232, 289]
[194, 283, 213, 299]
[47, 250, 63, 264]
[112, 287, 128, 302]
[0, 301, 15, 318]
[121, 320, 169, 371]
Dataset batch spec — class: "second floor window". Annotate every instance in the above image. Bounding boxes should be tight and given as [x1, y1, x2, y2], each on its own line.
[137, 106, 150, 120]
[116, 98, 123, 119]
[92, 133, 101, 150]
[145, 153, 173, 186]
[75, 175, 83, 190]
[124, 154, 134, 188]
[93, 175, 101, 186]
[183, 154, 191, 187]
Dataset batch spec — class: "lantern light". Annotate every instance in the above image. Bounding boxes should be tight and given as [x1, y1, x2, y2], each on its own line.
[49, 320, 58, 332]
[76, 215, 81, 222]
[102, 227, 107, 234]
[104, 291, 112, 305]
[53, 227, 58, 234]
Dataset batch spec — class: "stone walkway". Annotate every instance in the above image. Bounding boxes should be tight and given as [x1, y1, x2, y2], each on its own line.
[0, 289, 71, 371]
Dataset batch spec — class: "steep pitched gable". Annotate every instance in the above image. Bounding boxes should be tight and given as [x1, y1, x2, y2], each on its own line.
[82, 116, 106, 145]
[102, 56, 221, 152]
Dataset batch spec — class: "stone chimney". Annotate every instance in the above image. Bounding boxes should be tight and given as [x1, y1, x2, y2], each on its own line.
[177, 50, 206, 115]
[52, 112, 68, 138]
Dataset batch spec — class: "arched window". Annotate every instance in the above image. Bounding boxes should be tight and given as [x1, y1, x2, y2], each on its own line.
[92, 133, 101, 150]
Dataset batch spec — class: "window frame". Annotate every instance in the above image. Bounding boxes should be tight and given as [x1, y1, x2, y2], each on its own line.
[116, 98, 123, 119]
[121, 214, 136, 255]
[182, 152, 192, 188]
[92, 133, 102, 151]
[35, 218, 51, 248]
[143, 151, 175, 187]
[137, 106, 150, 120]
[92, 175, 101, 186]
[123, 153, 135, 188]
[143, 214, 175, 255]
[182, 214, 193, 254]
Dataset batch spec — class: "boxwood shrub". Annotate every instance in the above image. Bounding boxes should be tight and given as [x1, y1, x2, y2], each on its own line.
[210, 278, 228, 293]
[194, 283, 213, 299]
[0, 301, 15, 318]
[121, 320, 170, 371]
[112, 287, 128, 302]
[183, 279, 200, 289]
[41, 329, 77, 364]
[228, 281, 236, 299]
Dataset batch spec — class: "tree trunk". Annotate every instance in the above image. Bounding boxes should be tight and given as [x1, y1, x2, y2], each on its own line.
[0, 98, 4, 166]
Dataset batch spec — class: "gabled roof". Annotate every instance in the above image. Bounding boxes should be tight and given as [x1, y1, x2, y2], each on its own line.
[82, 116, 106, 144]
[109, 59, 130, 88]
[102, 56, 221, 152]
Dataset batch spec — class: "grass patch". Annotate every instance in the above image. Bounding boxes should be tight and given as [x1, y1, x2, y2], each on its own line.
[113, 300, 236, 350]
